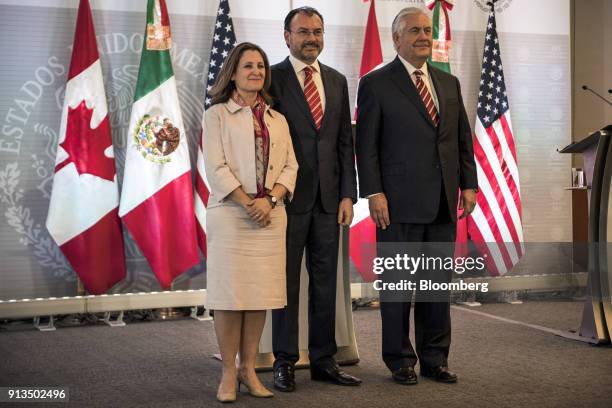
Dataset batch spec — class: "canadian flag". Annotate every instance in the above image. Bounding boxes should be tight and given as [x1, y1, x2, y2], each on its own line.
[119, 0, 199, 289]
[351, 0, 383, 282]
[46, 0, 126, 294]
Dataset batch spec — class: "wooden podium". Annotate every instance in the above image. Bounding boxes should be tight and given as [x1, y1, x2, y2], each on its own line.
[559, 125, 612, 344]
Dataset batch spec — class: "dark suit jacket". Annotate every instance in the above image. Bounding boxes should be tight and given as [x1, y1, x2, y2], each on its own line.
[356, 57, 477, 224]
[269, 57, 357, 214]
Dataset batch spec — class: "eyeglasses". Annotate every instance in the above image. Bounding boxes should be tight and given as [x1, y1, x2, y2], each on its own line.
[288, 29, 325, 38]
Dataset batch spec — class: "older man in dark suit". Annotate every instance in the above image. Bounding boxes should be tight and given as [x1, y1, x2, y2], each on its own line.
[269, 6, 361, 392]
[356, 7, 478, 385]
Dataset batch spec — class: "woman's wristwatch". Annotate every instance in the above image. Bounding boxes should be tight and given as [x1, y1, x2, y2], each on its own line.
[266, 194, 278, 208]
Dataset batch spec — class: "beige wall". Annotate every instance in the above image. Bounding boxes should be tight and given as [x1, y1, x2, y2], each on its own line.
[572, 0, 612, 146]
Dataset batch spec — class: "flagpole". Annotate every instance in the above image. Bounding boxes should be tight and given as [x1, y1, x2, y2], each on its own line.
[157, 281, 183, 319]
[76, 277, 85, 296]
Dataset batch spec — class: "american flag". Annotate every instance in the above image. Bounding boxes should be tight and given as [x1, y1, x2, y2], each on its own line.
[195, 0, 237, 257]
[466, 4, 524, 275]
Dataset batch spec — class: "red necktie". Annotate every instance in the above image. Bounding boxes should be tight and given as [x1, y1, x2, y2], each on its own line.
[414, 69, 439, 127]
[303, 66, 323, 130]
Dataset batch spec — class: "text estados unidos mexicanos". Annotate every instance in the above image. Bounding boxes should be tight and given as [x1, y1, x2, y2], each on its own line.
[372, 254, 486, 275]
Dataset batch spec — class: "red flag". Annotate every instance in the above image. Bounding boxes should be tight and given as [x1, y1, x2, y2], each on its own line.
[46, 0, 126, 294]
[358, 0, 383, 78]
[351, 0, 383, 282]
[354, 0, 383, 119]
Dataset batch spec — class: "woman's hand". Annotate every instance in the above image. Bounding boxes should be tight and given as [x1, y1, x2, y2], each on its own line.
[245, 198, 272, 227]
[257, 213, 271, 228]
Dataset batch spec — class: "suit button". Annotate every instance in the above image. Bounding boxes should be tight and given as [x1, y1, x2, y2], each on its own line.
[269, 165, 274, 170]
[271, 142, 276, 148]
[435, 165, 440, 169]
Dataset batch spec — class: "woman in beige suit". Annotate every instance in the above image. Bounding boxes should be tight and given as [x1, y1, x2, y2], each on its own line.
[203, 42, 298, 402]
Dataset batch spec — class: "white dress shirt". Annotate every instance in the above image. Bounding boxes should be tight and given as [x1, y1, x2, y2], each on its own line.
[288, 54, 326, 113]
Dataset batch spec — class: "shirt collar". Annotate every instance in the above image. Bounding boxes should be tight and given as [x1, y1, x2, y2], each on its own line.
[289, 54, 321, 75]
[225, 94, 275, 117]
[397, 54, 429, 78]
[226, 98, 243, 113]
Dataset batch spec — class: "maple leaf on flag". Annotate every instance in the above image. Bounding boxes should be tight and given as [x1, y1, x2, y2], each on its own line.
[57, 100, 115, 181]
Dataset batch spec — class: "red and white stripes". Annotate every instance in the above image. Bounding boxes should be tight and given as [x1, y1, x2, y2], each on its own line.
[414, 70, 440, 127]
[195, 130, 210, 257]
[304, 66, 323, 130]
[468, 112, 524, 275]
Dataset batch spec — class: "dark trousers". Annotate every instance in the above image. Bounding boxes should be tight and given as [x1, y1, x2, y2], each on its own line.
[272, 197, 339, 368]
[378, 190, 455, 372]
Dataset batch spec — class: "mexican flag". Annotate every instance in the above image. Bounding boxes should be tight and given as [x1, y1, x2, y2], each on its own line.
[426, 0, 453, 73]
[424, 0, 468, 253]
[119, 0, 199, 289]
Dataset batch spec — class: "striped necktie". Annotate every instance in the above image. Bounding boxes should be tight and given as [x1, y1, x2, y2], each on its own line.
[414, 69, 439, 127]
[303, 66, 323, 130]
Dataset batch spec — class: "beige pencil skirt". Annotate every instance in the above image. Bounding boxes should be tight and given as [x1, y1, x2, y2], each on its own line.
[205, 202, 287, 311]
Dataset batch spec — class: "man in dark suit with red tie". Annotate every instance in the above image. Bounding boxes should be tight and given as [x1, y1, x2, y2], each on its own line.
[356, 7, 478, 385]
[269, 7, 361, 391]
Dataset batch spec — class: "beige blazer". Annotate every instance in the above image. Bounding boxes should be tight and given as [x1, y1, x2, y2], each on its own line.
[202, 98, 299, 208]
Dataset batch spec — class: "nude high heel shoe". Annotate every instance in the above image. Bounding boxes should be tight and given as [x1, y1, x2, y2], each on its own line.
[216, 391, 236, 403]
[216, 388, 237, 403]
[237, 372, 274, 398]
[216, 378, 237, 403]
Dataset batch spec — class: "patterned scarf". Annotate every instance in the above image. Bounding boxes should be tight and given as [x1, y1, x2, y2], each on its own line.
[231, 91, 270, 198]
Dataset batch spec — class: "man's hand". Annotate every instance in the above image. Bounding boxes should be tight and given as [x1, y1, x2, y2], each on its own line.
[338, 198, 354, 226]
[368, 193, 390, 230]
[458, 189, 477, 219]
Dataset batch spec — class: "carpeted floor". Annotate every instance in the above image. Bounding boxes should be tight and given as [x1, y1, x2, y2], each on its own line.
[1, 301, 611, 408]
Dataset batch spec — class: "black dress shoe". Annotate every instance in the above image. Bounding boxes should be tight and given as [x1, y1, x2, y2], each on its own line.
[421, 366, 457, 383]
[391, 367, 418, 385]
[310, 363, 362, 386]
[274, 364, 296, 392]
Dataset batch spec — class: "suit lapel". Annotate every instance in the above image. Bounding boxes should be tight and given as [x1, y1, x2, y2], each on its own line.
[389, 57, 436, 129]
[318, 63, 333, 133]
[279, 57, 317, 130]
[428, 63, 445, 131]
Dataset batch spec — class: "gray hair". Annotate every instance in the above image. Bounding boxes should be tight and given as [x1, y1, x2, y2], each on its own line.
[391, 7, 432, 36]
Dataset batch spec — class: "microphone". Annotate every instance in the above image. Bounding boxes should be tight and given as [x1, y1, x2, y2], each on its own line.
[581, 85, 612, 106]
